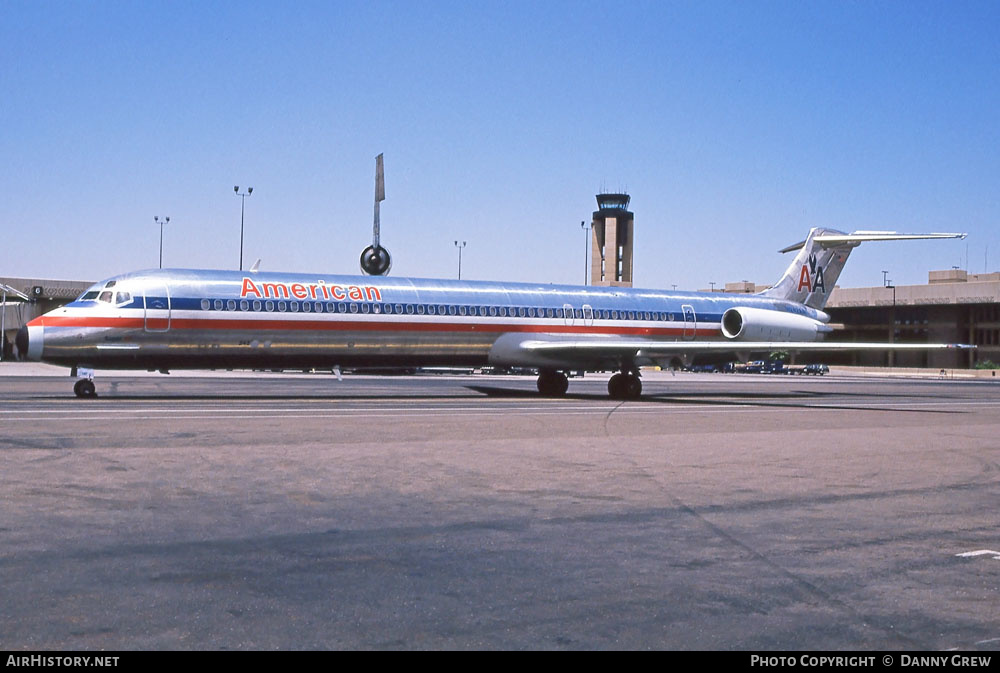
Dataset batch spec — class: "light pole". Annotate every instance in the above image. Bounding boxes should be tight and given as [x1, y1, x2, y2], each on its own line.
[887, 281, 896, 367]
[580, 220, 589, 285]
[234, 185, 253, 270]
[882, 270, 888, 287]
[454, 240, 466, 280]
[154, 216, 170, 269]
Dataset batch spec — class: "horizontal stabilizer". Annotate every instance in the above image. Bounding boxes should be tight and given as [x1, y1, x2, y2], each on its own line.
[779, 231, 967, 253]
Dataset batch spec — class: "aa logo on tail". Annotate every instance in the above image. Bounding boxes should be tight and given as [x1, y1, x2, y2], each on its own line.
[797, 254, 826, 293]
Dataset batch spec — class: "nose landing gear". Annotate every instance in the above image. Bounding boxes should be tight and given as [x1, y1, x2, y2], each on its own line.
[71, 367, 97, 398]
[73, 379, 97, 398]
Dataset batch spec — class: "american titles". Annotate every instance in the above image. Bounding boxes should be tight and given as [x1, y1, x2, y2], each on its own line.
[240, 278, 382, 302]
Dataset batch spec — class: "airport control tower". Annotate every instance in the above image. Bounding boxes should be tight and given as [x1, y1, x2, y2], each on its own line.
[590, 193, 634, 287]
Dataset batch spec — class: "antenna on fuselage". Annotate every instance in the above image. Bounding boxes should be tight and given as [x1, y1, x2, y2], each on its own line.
[360, 153, 392, 275]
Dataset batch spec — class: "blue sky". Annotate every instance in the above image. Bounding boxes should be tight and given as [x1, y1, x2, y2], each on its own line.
[2, 1, 997, 289]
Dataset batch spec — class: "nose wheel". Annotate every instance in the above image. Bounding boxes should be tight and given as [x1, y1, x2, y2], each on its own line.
[608, 372, 641, 400]
[73, 379, 97, 398]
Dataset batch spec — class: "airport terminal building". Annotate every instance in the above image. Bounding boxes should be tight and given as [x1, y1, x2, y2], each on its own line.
[721, 270, 1000, 369]
[823, 269, 1000, 369]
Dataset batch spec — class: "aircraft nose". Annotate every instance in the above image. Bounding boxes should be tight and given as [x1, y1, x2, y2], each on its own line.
[15, 325, 29, 361]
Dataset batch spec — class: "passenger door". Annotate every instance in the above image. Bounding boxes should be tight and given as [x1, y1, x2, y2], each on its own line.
[144, 282, 171, 332]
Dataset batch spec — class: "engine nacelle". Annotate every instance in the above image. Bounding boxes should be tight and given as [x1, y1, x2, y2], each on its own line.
[360, 245, 392, 276]
[721, 306, 831, 342]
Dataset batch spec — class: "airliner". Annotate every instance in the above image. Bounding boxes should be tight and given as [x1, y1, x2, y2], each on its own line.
[16, 227, 971, 398]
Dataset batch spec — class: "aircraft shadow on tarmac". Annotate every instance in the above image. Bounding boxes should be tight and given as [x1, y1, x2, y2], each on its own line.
[26, 380, 967, 413]
[464, 385, 964, 413]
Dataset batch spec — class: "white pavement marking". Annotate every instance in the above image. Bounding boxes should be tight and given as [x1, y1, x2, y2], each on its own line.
[955, 550, 1000, 560]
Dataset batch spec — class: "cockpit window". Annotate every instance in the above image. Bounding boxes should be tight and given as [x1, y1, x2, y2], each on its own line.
[80, 291, 100, 301]
[115, 292, 132, 304]
[98, 291, 113, 303]
[104, 280, 116, 288]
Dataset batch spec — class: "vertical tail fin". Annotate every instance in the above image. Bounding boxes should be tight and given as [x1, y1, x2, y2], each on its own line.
[760, 228, 967, 310]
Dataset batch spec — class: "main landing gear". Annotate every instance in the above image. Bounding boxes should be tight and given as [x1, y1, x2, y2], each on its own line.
[608, 371, 642, 400]
[537, 368, 642, 400]
[536, 369, 569, 397]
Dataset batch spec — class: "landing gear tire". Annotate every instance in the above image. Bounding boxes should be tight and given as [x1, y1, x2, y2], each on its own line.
[537, 370, 569, 397]
[74, 379, 97, 399]
[608, 373, 641, 400]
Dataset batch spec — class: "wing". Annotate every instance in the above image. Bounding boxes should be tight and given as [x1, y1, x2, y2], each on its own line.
[488, 332, 974, 370]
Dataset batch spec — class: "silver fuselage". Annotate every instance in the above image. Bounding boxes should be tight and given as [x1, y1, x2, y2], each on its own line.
[24, 268, 824, 371]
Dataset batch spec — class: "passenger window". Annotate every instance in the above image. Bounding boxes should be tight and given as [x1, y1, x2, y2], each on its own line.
[426, 305, 435, 315]
[395, 303, 403, 314]
[459, 305, 467, 316]
[240, 299, 249, 311]
[201, 299, 210, 310]
[489, 306, 497, 317]
[361, 303, 369, 314]
[338, 303, 347, 313]
[315, 303, 323, 313]
[214, 299, 223, 311]
[302, 302, 312, 312]
[417, 304, 425, 315]
[406, 304, 415, 314]
[265, 300, 274, 312]
[227, 299, 236, 311]
[384, 304, 393, 314]
[448, 305, 457, 316]
[326, 302, 335, 312]
[253, 300, 262, 312]
[438, 305, 447, 315]
[350, 303, 358, 313]
[278, 301, 287, 312]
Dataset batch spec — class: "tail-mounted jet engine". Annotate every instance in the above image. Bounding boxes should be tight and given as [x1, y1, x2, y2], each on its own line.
[360, 244, 391, 276]
[721, 306, 831, 342]
[360, 153, 391, 276]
